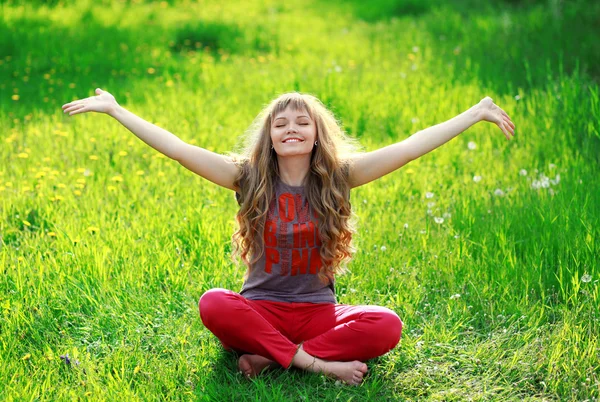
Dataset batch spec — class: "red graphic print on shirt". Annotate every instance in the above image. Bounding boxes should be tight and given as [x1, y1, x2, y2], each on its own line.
[264, 192, 323, 276]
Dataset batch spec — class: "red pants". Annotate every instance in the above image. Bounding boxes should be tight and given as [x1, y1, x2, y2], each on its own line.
[198, 288, 403, 369]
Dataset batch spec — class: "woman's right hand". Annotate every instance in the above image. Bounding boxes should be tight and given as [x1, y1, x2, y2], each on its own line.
[62, 88, 119, 116]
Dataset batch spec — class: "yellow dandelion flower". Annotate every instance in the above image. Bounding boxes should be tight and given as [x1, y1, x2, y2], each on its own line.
[111, 176, 123, 182]
[68, 83, 76, 88]
[90, 137, 96, 143]
[42, 167, 51, 172]
[53, 195, 65, 201]
[87, 226, 100, 234]
[73, 190, 82, 196]
[47, 232, 57, 237]
[405, 168, 415, 175]
[0, 186, 5, 191]
[22, 353, 31, 360]
[56, 183, 66, 188]
[18, 256, 25, 262]
[22, 186, 32, 192]
[118, 151, 128, 156]
[147, 67, 156, 74]
[107, 185, 117, 192]
[35, 172, 46, 178]
[136, 170, 145, 176]
[158, 171, 165, 177]
[43, 157, 51, 162]
[12, 94, 20, 101]
[75, 183, 85, 189]
[89, 155, 99, 161]
[168, 191, 174, 196]
[76, 179, 86, 184]
[76, 168, 86, 173]
[44, 73, 51, 79]
[166, 80, 174, 87]
[153, 153, 166, 159]
[17, 152, 28, 158]
[408, 53, 416, 60]
[5, 182, 13, 187]
[23, 220, 32, 227]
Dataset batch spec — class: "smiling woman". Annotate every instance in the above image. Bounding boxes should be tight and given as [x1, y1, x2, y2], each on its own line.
[61, 89, 514, 386]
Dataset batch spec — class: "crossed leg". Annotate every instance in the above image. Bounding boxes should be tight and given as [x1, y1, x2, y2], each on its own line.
[199, 288, 402, 385]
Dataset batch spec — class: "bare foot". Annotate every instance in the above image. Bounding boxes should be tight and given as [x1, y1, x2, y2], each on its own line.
[322, 360, 368, 386]
[238, 354, 278, 378]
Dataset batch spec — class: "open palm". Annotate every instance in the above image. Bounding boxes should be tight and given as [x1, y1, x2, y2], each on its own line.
[477, 96, 516, 140]
[62, 88, 119, 116]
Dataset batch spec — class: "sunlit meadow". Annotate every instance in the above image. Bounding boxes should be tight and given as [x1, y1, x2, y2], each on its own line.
[1, 0, 599, 400]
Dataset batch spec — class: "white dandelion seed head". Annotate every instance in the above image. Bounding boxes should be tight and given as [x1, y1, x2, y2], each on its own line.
[425, 192, 434, 199]
[515, 94, 521, 100]
[412, 46, 420, 52]
[404, 223, 409, 229]
[473, 175, 482, 183]
[454, 234, 460, 239]
[427, 201, 435, 208]
[443, 212, 451, 219]
[468, 141, 477, 150]
[581, 274, 592, 283]
[363, 199, 367, 204]
[494, 189, 505, 196]
[380, 246, 387, 252]
[549, 163, 556, 170]
[519, 169, 527, 176]
[450, 293, 461, 300]
[434, 217, 444, 224]
[334, 65, 342, 73]
[411, 117, 420, 124]
[419, 229, 427, 234]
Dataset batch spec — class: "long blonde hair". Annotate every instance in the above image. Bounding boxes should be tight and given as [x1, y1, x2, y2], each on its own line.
[228, 92, 364, 284]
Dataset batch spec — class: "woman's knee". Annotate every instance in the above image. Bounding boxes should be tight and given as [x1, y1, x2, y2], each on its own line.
[198, 288, 232, 326]
[374, 308, 403, 350]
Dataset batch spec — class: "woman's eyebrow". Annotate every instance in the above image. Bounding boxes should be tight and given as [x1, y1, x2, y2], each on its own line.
[274, 115, 310, 121]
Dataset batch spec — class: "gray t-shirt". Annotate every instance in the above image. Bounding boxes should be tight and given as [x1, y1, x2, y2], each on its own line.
[238, 177, 336, 303]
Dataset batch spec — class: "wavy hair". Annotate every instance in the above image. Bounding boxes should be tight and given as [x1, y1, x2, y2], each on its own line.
[227, 92, 365, 285]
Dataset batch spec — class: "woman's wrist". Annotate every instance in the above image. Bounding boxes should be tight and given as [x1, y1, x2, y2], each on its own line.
[107, 103, 122, 118]
[468, 103, 483, 124]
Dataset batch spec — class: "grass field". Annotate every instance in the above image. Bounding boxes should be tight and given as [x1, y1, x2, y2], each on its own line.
[1, 0, 599, 400]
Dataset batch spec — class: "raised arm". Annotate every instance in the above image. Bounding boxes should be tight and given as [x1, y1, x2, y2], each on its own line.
[62, 88, 240, 191]
[348, 97, 515, 188]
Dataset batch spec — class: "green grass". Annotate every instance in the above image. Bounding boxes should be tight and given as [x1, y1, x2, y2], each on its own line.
[1, 0, 599, 400]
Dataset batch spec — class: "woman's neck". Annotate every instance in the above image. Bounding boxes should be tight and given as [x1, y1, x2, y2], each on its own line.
[277, 154, 310, 186]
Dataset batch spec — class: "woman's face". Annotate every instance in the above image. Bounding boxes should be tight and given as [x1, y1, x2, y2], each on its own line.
[270, 106, 317, 157]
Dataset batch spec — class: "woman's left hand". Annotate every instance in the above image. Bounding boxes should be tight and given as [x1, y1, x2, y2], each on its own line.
[476, 96, 516, 140]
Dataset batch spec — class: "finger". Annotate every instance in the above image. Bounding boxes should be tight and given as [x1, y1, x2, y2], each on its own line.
[64, 104, 85, 114]
[505, 118, 516, 134]
[62, 101, 81, 109]
[499, 122, 510, 140]
[69, 105, 88, 115]
[504, 117, 515, 129]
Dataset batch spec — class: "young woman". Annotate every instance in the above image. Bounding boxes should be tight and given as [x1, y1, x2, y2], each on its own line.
[62, 89, 515, 385]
